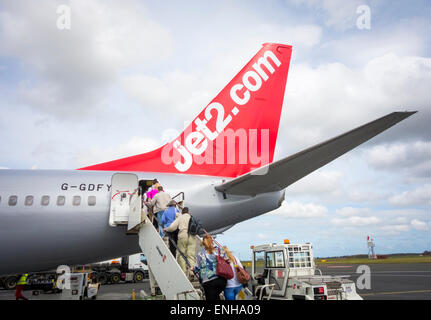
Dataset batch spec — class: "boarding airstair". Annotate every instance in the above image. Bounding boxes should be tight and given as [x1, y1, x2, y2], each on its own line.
[108, 173, 201, 300]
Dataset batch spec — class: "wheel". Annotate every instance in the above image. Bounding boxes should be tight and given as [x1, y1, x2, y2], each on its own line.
[96, 273, 108, 285]
[134, 271, 144, 283]
[3, 276, 18, 290]
[110, 273, 121, 284]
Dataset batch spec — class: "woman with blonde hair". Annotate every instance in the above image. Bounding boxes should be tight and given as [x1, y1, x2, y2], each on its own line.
[192, 234, 227, 300]
[222, 246, 244, 300]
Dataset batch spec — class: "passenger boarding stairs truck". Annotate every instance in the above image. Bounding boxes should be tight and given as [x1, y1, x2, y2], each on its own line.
[109, 173, 201, 300]
[250, 241, 363, 300]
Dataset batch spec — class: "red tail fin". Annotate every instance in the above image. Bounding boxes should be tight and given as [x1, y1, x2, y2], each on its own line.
[79, 43, 292, 177]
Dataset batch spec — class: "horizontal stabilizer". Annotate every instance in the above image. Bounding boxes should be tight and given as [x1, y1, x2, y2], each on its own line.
[215, 111, 416, 196]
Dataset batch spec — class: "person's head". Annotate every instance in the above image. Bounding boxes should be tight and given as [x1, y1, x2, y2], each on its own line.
[177, 200, 184, 209]
[157, 186, 163, 192]
[168, 200, 176, 207]
[223, 246, 235, 263]
[182, 207, 189, 214]
[139, 180, 149, 194]
[201, 234, 215, 254]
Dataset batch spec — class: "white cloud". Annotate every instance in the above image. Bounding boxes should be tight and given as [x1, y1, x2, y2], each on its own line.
[380, 224, 411, 235]
[347, 190, 389, 203]
[367, 143, 415, 168]
[289, 0, 365, 30]
[389, 184, 431, 206]
[0, 0, 173, 117]
[120, 71, 213, 120]
[331, 216, 381, 227]
[286, 170, 342, 196]
[257, 233, 269, 240]
[366, 141, 431, 178]
[394, 217, 409, 225]
[269, 201, 328, 219]
[74, 136, 160, 167]
[336, 207, 371, 217]
[280, 53, 431, 157]
[411, 219, 430, 231]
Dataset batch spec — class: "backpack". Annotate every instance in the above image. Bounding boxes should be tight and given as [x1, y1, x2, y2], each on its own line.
[187, 214, 204, 236]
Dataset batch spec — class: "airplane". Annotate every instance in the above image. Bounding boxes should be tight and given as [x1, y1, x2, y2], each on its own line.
[0, 43, 416, 275]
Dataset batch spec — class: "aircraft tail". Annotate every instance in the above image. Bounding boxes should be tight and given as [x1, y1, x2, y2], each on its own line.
[79, 43, 293, 177]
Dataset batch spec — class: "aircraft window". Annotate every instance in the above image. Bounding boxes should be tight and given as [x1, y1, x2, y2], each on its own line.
[57, 196, 66, 206]
[8, 195, 18, 206]
[25, 196, 34, 206]
[41, 195, 50, 206]
[88, 196, 96, 206]
[73, 196, 81, 206]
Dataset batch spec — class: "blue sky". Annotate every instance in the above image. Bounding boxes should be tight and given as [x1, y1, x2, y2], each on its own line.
[0, 0, 430, 259]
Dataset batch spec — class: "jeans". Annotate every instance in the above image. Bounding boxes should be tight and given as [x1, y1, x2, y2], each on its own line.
[224, 285, 243, 300]
[156, 211, 165, 237]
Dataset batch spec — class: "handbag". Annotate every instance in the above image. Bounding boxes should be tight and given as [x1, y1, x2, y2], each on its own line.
[234, 258, 250, 284]
[216, 248, 234, 280]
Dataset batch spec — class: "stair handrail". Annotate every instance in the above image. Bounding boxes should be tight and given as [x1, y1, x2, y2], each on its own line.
[172, 192, 185, 203]
[152, 215, 202, 282]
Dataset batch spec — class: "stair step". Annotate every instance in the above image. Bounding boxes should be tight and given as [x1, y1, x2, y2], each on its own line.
[138, 217, 201, 300]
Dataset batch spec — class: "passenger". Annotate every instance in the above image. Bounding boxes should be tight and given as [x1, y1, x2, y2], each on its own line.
[146, 186, 172, 238]
[146, 180, 160, 200]
[222, 246, 244, 300]
[152, 179, 161, 189]
[143, 180, 159, 225]
[139, 181, 151, 222]
[15, 273, 29, 300]
[165, 207, 196, 278]
[192, 234, 227, 300]
[138, 180, 150, 198]
[177, 200, 185, 212]
[161, 200, 179, 257]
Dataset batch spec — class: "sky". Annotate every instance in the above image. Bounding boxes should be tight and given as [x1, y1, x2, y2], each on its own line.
[0, 0, 430, 259]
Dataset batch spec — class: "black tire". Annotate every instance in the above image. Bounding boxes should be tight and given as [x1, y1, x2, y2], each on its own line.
[96, 273, 108, 285]
[110, 273, 121, 284]
[134, 271, 144, 283]
[3, 276, 18, 290]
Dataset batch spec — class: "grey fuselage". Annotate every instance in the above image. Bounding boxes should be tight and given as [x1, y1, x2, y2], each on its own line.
[0, 169, 284, 275]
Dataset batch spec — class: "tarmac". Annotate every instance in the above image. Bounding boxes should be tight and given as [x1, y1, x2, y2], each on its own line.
[318, 263, 431, 300]
[0, 263, 430, 300]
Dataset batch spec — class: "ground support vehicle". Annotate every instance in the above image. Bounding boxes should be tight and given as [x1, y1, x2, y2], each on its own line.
[250, 241, 362, 300]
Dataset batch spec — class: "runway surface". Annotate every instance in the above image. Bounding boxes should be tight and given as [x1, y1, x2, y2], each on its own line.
[318, 263, 431, 300]
[0, 263, 430, 300]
